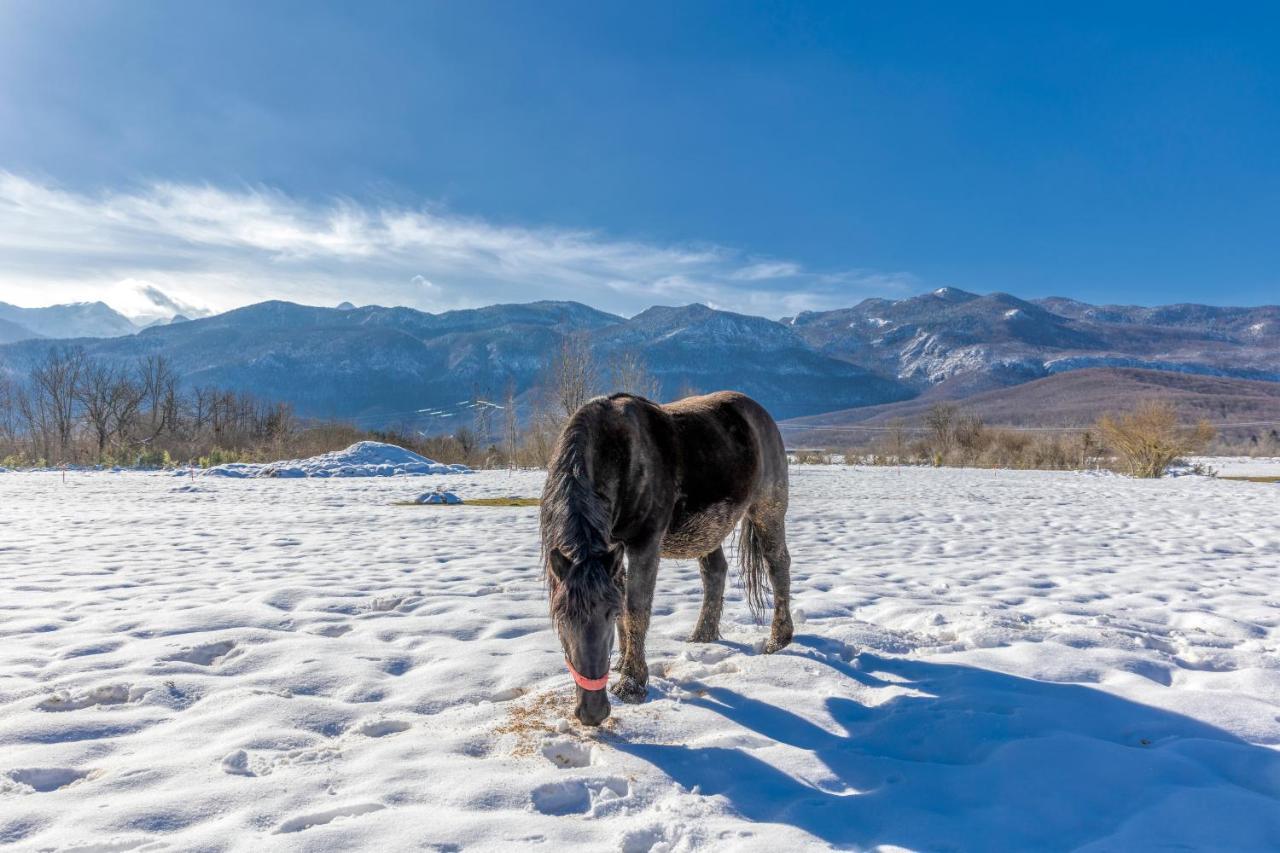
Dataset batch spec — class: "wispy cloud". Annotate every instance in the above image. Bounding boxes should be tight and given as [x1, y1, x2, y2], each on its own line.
[0, 173, 918, 318]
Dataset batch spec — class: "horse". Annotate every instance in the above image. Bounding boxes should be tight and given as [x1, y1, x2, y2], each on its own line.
[540, 390, 793, 726]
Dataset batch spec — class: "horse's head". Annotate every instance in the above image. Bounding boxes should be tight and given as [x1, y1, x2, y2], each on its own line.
[547, 546, 623, 726]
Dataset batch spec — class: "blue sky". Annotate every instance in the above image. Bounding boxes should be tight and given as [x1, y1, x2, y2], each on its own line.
[1, 2, 1278, 317]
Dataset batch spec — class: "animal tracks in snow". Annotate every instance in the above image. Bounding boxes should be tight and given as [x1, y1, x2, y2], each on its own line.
[161, 640, 238, 667]
[530, 777, 630, 816]
[6, 466, 1280, 850]
[37, 684, 146, 712]
[352, 717, 412, 738]
[275, 802, 386, 833]
[6, 767, 95, 793]
[540, 737, 599, 769]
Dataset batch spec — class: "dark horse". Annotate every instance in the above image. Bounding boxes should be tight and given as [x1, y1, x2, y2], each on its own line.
[540, 390, 793, 726]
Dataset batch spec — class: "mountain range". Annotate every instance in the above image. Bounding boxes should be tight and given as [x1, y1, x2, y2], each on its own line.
[0, 288, 1276, 428]
[0, 301, 142, 342]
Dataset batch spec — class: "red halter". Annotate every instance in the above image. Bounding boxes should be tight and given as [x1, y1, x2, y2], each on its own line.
[566, 658, 609, 691]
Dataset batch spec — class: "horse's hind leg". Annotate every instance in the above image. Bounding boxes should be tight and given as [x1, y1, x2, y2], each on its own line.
[753, 513, 794, 654]
[689, 546, 728, 642]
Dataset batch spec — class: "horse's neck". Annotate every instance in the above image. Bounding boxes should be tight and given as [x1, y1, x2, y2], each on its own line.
[554, 429, 615, 556]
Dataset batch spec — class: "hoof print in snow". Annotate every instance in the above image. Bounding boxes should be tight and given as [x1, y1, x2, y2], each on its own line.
[368, 595, 405, 612]
[163, 640, 238, 667]
[619, 824, 687, 853]
[7, 767, 94, 792]
[354, 718, 411, 738]
[275, 803, 386, 833]
[540, 737, 597, 768]
[37, 684, 141, 712]
[530, 777, 628, 816]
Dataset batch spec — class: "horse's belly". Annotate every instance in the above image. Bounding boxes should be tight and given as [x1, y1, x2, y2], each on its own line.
[660, 502, 742, 559]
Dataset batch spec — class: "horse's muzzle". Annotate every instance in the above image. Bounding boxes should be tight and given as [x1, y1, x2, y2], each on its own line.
[575, 686, 611, 726]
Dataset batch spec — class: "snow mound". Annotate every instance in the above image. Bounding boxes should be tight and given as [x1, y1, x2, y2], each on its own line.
[202, 442, 471, 479]
[415, 488, 462, 504]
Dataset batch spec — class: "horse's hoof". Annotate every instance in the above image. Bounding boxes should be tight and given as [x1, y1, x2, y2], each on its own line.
[687, 628, 720, 643]
[764, 634, 793, 654]
[611, 676, 648, 704]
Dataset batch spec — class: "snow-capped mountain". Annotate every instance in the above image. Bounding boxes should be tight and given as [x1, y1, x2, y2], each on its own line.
[0, 300, 138, 340]
[1, 289, 1276, 426]
[786, 288, 1280, 396]
[594, 304, 910, 415]
[0, 300, 910, 422]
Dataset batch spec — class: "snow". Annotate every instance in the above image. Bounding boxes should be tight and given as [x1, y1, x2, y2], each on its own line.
[415, 488, 462, 505]
[1186, 456, 1280, 479]
[199, 441, 471, 478]
[3, 465, 1280, 850]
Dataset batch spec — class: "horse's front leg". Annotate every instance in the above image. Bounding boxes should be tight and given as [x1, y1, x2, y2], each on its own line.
[613, 539, 660, 704]
[612, 619, 628, 672]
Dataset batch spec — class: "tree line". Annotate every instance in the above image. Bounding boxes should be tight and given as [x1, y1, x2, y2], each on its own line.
[0, 346, 295, 468]
[0, 336, 673, 471]
[3, 339, 1230, 477]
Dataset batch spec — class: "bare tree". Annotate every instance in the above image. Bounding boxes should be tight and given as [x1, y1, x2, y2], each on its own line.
[606, 350, 661, 399]
[923, 403, 958, 462]
[549, 334, 599, 419]
[29, 346, 86, 462]
[75, 359, 127, 461]
[137, 355, 180, 443]
[953, 413, 987, 466]
[885, 418, 909, 464]
[16, 383, 52, 463]
[0, 375, 19, 452]
[503, 379, 519, 470]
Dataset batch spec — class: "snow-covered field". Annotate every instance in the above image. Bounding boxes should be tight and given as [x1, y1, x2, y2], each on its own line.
[3, 465, 1279, 851]
[1186, 456, 1280, 479]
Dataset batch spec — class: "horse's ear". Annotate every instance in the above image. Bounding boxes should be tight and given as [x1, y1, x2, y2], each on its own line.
[548, 549, 572, 582]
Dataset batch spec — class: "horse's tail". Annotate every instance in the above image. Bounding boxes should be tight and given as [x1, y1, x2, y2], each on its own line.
[736, 517, 771, 623]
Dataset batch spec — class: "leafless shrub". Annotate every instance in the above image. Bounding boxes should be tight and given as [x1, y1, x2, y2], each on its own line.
[924, 403, 958, 460]
[953, 414, 989, 465]
[792, 450, 834, 464]
[1098, 400, 1215, 478]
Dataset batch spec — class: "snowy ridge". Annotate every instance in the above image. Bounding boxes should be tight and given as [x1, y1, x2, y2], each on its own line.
[200, 441, 471, 478]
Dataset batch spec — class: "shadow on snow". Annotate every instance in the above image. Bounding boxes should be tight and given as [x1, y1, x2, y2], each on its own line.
[615, 635, 1280, 851]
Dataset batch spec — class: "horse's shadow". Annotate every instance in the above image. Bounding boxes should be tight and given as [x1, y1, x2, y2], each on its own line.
[615, 635, 1280, 851]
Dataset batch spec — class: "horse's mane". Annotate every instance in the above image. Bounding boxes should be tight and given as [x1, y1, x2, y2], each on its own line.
[540, 402, 622, 622]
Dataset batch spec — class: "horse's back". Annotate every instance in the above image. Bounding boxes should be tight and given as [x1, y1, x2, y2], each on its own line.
[661, 390, 785, 472]
[655, 391, 786, 558]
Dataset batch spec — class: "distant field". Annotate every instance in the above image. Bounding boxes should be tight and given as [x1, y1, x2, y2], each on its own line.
[783, 367, 1280, 441]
